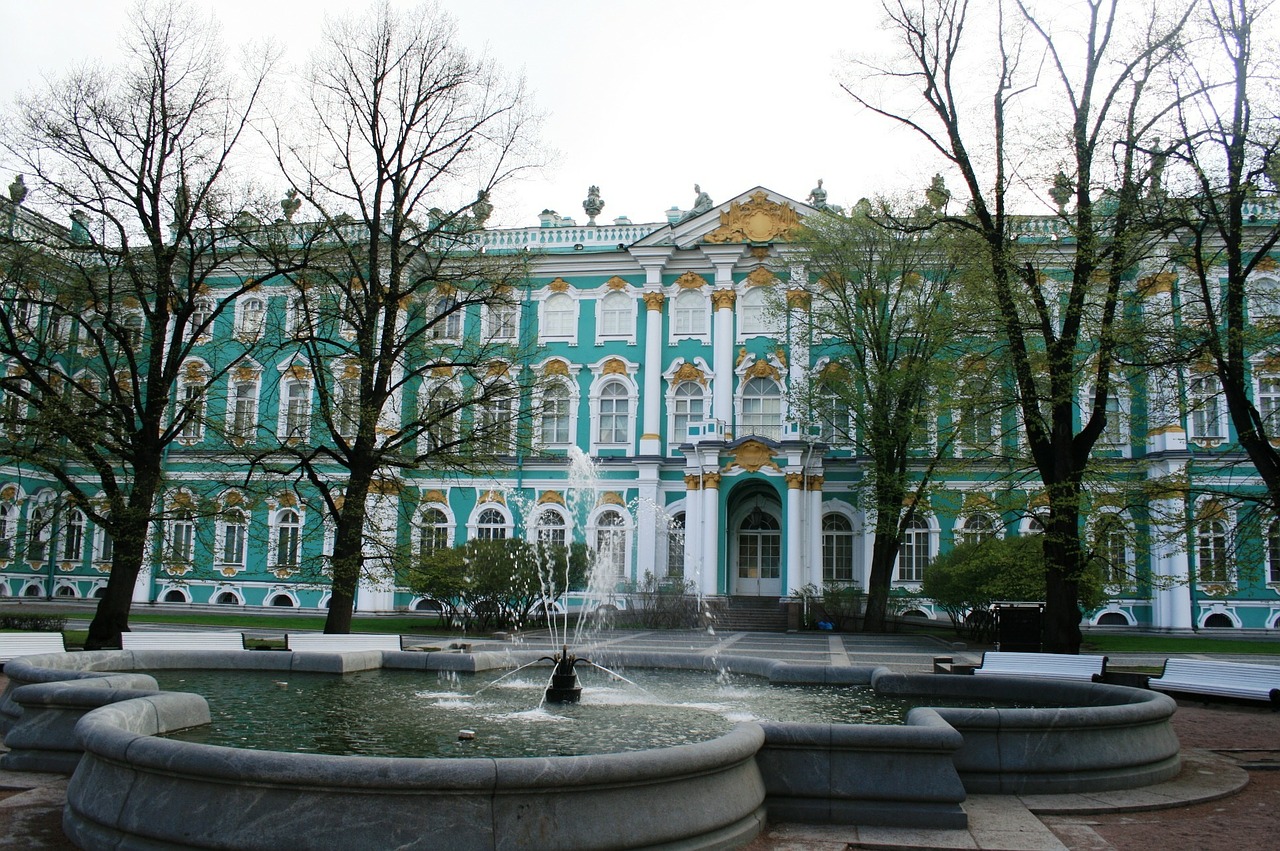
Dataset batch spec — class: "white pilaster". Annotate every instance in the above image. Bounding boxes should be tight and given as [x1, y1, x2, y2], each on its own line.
[785, 472, 804, 596]
[635, 463, 659, 578]
[703, 473, 722, 595]
[640, 293, 664, 455]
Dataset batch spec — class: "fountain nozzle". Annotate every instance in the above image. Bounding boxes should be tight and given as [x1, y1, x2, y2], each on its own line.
[543, 644, 585, 704]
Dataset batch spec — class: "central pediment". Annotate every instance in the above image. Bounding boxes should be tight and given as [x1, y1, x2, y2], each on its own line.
[632, 186, 815, 251]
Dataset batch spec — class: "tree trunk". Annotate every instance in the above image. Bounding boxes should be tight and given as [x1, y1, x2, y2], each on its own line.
[862, 521, 903, 633]
[1041, 501, 1084, 654]
[84, 501, 155, 650]
[322, 470, 373, 634]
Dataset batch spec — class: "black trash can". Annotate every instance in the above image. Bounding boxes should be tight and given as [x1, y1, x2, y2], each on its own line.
[993, 602, 1044, 652]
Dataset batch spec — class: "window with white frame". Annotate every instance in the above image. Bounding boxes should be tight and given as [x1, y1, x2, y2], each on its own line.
[738, 287, 769, 336]
[169, 510, 195, 564]
[421, 383, 459, 452]
[475, 507, 508, 540]
[94, 522, 113, 564]
[897, 513, 931, 582]
[534, 508, 567, 549]
[486, 302, 518, 341]
[1258, 371, 1280, 432]
[26, 499, 52, 564]
[539, 382, 572, 447]
[816, 381, 851, 445]
[432, 295, 462, 340]
[61, 509, 85, 562]
[959, 512, 997, 546]
[178, 380, 205, 441]
[228, 377, 259, 441]
[281, 379, 311, 439]
[0, 503, 14, 559]
[189, 298, 213, 342]
[335, 375, 360, 439]
[596, 379, 630, 445]
[1249, 276, 1280, 323]
[740, 377, 782, 440]
[219, 508, 247, 568]
[542, 293, 577, 339]
[1099, 385, 1126, 446]
[594, 509, 628, 581]
[1094, 514, 1131, 586]
[285, 292, 309, 338]
[822, 513, 855, 582]
[1268, 519, 1280, 584]
[1189, 374, 1225, 441]
[1197, 516, 1229, 583]
[417, 507, 450, 560]
[598, 291, 632, 338]
[672, 290, 707, 337]
[236, 296, 266, 338]
[955, 380, 997, 451]
[479, 382, 516, 454]
[274, 508, 301, 569]
[122, 312, 144, 349]
[671, 381, 705, 446]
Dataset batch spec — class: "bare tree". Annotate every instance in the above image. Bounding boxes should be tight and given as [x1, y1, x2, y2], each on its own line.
[0, 1, 279, 648]
[847, 0, 1192, 651]
[794, 193, 973, 631]
[262, 1, 542, 633]
[1164, 0, 1280, 515]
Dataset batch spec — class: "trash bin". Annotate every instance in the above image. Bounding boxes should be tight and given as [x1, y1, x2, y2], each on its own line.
[993, 602, 1043, 652]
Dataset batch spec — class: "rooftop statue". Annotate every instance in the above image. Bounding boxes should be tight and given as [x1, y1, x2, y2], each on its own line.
[807, 179, 828, 210]
[280, 188, 302, 222]
[582, 185, 604, 225]
[8, 175, 27, 205]
[472, 189, 493, 229]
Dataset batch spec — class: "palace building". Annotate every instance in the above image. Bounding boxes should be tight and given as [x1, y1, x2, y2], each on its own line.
[3, 184, 1279, 633]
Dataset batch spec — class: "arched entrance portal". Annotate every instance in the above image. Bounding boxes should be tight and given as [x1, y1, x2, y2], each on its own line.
[729, 487, 783, 596]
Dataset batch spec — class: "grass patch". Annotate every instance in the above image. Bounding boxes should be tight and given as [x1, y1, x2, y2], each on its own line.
[1082, 634, 1280, 655]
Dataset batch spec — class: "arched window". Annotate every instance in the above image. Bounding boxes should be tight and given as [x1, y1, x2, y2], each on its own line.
[542, 293, 576, 338]
[672, 290, 707, 336]
[228, 378, 259, 441]
[417, 507, 449, 560]
[1197, 517, 1229, 583]
[178, 380, 205, 441]
[269, 593, 295, 607]
[816, 381, 850, 444]
[432, 295, 461, 340]
[282, 379, 311, 439]
[476, 507, 508, 541]
[95, 521, 114, 564]
[275, 509, 301, 569]
[122, 312, 145, 348]
[215, 591, 241, 605]
[26, 499, 53, 564]
[1258, 371, 1280, 431]
[822, 513, 854, 583]
[335, 375, 361, 439]
[594, 510, 628, 581]
[596, 380, 631, 445]
[0, 502, 15, 559]
[169, 510, 195, 564]
[421, 383, 458, 453]
[1094, 514, 1130, 586]
[666, 513, 685, 578]
[598, 291, 632, 337]
[535, 508, 567, 548]
[285, 292, 309, 338]
[739, 287, 768, 335]
[162, 588, 188, 603]
[740, 377, 781, 440]
[898, 513, 931, 582]
[219, 508, 247, 567]
[959, 513, 997, 547]
[671, 381, 704, 445]
[737, 506, 781, 583]
[61, 509, 85, 562]
[190, 297, 213, 342]
[237, 296, 266, 338]
[478, 382, 515, 454]
[56, 584, 77, 598]
[539, 382, 571, 446]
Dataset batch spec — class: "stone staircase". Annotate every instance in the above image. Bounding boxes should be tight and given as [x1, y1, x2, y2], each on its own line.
[705, 596, 790, 632]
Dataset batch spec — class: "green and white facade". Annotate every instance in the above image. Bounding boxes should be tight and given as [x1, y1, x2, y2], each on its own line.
[4, 186, 1280, 632]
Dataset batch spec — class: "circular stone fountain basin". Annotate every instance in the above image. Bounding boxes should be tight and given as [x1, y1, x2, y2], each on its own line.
[0, 647, 1181, 850]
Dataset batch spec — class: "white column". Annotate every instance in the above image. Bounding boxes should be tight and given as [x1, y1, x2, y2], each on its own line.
[807, 476, 824, 591]
[1149, 477, 1193, 630]
[785, 472, 804, 596]
[683, 473, 704, 591]
[635, 463, 659, 578]
[640, 292, 665, 456]
[356, 485, 398, 612]
[702, 473, 722, 595]
[711, 290, 735, 434]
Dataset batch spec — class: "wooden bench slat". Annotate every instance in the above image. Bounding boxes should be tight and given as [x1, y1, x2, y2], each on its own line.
[285, 633, 402, 651]
[121, 631, 246, 650]
[1149, 658, 1280, 704]
[973, 651, 1107, 681]
[0, 633, 67, 662]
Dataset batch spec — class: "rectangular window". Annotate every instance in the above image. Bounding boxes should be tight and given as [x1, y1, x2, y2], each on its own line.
[489, 304, 518, 340]
[179, 384, 204, 440]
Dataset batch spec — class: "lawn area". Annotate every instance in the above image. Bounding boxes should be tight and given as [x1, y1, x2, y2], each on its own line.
[1082, 633, 1280, 655]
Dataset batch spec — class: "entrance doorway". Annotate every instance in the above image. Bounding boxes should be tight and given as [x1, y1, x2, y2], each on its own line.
[732, 503, 782, 596]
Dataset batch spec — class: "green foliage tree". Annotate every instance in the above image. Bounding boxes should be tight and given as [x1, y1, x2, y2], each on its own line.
[923, 535, 1106, 639]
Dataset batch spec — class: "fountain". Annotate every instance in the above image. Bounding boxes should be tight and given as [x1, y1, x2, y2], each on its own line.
[542, 644, 586, 704]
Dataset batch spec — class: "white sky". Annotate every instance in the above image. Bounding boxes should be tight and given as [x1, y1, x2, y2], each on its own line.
[0, 0, 953, 228]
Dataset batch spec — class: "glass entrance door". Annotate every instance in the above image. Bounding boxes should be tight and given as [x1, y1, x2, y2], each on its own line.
[732, 505, 781, 596]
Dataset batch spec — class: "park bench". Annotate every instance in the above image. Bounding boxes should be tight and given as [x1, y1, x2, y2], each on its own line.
[1148, 658, 1280, 706]
[973, 651, 1108, 682]
[0, 632, 67, 663]
[285, 633, 403, 652]
[120, 631, 246, 651]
